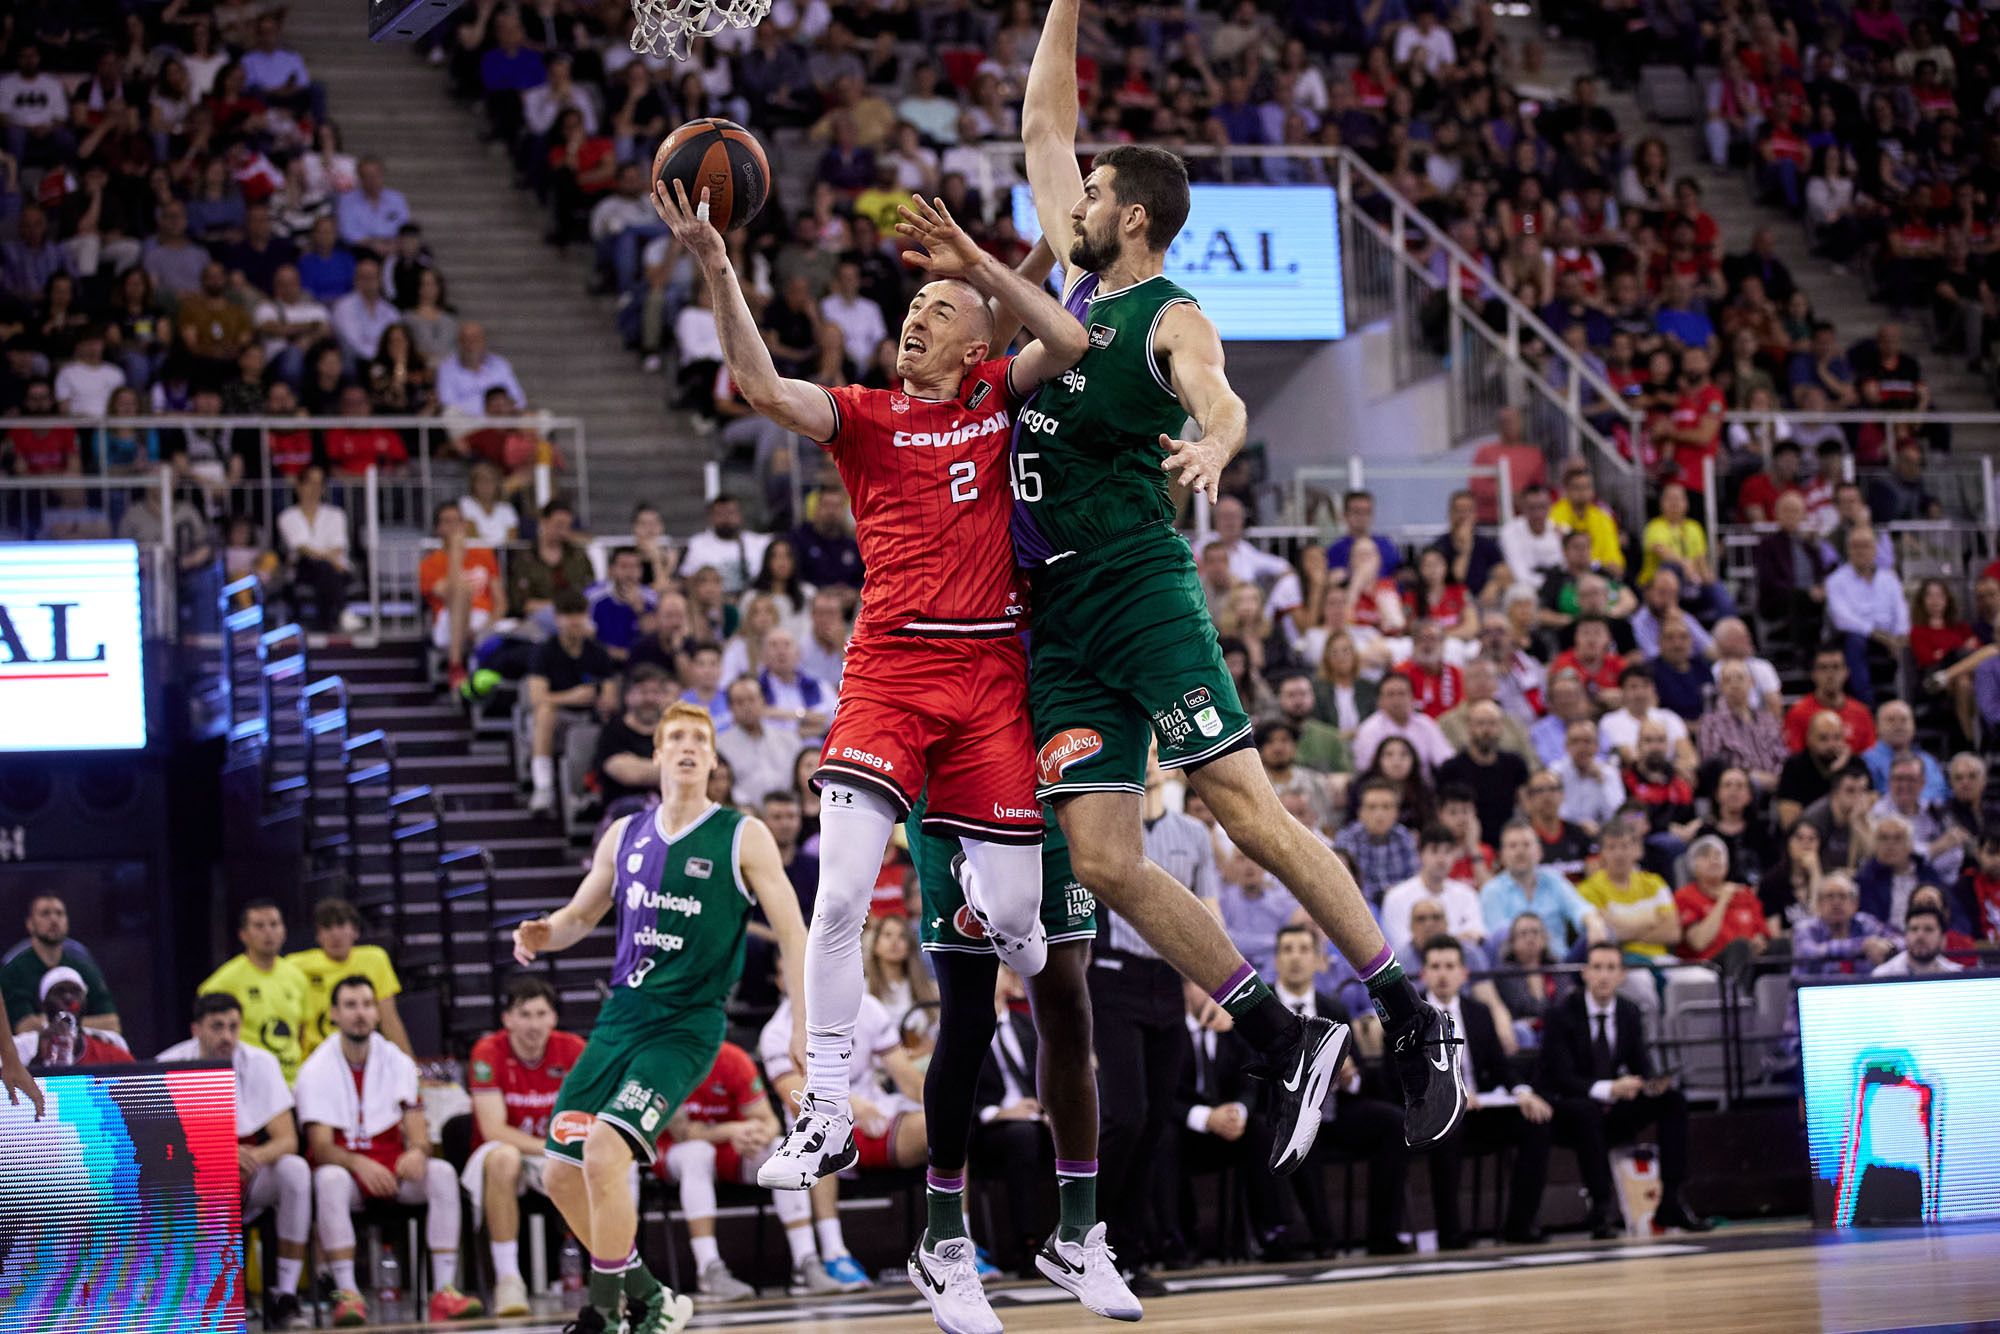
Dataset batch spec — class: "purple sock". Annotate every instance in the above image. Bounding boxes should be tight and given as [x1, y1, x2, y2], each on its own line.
[1210, 962, 1257, 1006]
[926, 1169, 965, 1194]
[1054, 1159, 1098, 1178]
[1359, 943, 1395, 980]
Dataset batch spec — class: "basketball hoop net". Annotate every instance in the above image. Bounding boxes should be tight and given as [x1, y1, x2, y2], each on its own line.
[630, 0, 771, 61]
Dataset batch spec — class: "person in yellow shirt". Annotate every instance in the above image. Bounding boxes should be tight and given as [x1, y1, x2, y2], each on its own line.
[1550, 461, 1627, 578]
[1573, 818, 1681, 1014]
[197, 901, 311, 1082]
[287, 897, 412, 1059]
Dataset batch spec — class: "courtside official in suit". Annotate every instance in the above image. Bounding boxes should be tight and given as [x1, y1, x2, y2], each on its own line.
[1418, 935, 1554, 1247]
[1535, 942, 1711, 1236]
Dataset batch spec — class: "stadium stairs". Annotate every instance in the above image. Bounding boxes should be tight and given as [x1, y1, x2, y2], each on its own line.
[268, 635, 597, 1042]
[284, 6, 706, 532]
[1527, 38, 1992, 416]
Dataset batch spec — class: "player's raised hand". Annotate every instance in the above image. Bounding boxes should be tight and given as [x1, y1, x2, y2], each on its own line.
[513, 917, 553, 966]
[895, 194, 986, 279]
[1159, 432, 1230, 504]
[653, 179, 726, 268]
[3, 1060, 43, 1120]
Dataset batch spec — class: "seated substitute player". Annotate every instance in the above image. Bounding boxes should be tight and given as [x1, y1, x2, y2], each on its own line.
[295, 975, 482, 1324]
[159, 994, 313, 1328]
[648, 177, 1093, 1191]
[650, 1040, 830, 1301]
[511, 701, 810, 1334]
[14, 968, 131, 1066]
[904, 795, 1140, 1333]
[463, 975, 588, 1317]
[1017, 0, 1458, 1164]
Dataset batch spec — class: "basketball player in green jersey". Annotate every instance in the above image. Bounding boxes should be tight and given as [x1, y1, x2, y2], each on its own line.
[512, 701, 809, 1334]
[1018, 0, 1462, 1161]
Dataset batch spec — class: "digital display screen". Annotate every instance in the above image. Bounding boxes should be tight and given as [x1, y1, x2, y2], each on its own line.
[0, 1064, 242, 1330]
[1799, 976, 2000, 1226]
[1011, 183, 1345, 341]
[0, 542, 146, 751]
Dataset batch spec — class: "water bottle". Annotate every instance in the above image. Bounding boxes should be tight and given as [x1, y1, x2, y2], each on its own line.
[44, 1011, 79, 1066]
[559, 1234, 584, 1294]
[376, 1247, 402, 1307]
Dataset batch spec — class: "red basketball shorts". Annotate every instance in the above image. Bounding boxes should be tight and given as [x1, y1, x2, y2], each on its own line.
[813, 634, 1040, 845]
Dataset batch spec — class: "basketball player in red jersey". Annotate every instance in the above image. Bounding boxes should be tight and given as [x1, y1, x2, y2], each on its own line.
[652, 179, 1090, 1190]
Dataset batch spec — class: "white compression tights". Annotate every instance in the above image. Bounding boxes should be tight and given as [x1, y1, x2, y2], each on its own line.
[956, 837, 1048, 973]
[803, 785, 901, 1108]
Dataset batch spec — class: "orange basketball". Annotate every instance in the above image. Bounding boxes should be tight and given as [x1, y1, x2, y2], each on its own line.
[653, 118, 770, 232]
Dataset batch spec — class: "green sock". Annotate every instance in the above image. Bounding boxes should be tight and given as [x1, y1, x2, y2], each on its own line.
[1216, 965, 1297, 1053]
[622, 1256, 661, 1302]
[1364, 953, 1420, 1025]
[588, 1260, 627, 1317]
[1056, 1166, 1097, 1243]
[925, 1177, 967, 1243]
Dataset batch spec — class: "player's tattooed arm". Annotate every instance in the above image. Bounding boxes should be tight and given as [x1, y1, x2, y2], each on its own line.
[1156, 302, 1248, 504]
[1021, 0, 1086, 260]
[512, 815, 622, 964]
[739, 817, 810, 1075]
[652, 179, 838, 442]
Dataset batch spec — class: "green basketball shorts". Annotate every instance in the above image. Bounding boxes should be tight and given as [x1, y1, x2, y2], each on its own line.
[905, 799, 1097, 953]
[1027, 523, 1253, 798]
[544, 990, 727, 1165]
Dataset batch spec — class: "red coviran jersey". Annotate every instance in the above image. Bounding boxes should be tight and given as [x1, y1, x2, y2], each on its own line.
[817, 358, 1028, 641]
[467, 1029, 588, 1149]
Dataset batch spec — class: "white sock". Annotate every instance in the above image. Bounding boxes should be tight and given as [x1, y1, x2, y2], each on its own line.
[331, 1259, 357, 1293]
[531, 756, 554, 793]
[785, 1223, 818, 1267]
[690, 1234, 721, 1270]
[490, 1240, 520, 1281]
[804, 785, 899, 1107]
[816, 1217, 849, 1259]
[432, 1252, 458, 1292]
[275, 1257, 302, 1295]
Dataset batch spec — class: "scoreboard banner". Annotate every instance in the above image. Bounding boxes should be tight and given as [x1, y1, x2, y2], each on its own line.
[1799, 973, 2000, 1227]
[0, 1063, 242, 1330]
[0, 541, 147, 752]
[1011, 182, 1345, 341]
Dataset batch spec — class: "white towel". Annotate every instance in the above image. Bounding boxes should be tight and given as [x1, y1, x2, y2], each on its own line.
[293, 1031, 415, 1143]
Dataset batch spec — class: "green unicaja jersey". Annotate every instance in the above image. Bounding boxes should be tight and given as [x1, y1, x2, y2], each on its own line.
[605, 802, 754, 1012]
[1010, 271, 1199, 567]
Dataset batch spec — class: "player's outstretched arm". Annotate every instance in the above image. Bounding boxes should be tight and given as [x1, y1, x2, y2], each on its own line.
[512, 816, 622, 965]
[896, 195, 1086, 390]
[738, 817, 810, 1075]
[1022, 0, 1087, 256]
[652, 180, 837, 443]
[987, 237, 1059, 355]
[1156, 303, 1248, 504]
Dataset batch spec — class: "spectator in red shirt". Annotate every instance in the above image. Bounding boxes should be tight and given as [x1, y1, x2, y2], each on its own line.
[323, 383, 411, 476]
[1735, 438, 1803, 522]
[464, 976, 587, 1316]
[1674, 835, 1772, 962]
[1396, 621, 1465, 719]
[1549, 616, 1627, 710]
[1660, 345, 1724, 494]
[1951, 833, 2000, 944]
[1626, 719, 1701, 876]
[4, 379, 81, 476]
[1782, 643, 1878, 754]
[547, 106, 617, 246]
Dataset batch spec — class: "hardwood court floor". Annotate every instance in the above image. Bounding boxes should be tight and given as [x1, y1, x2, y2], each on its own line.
[343, 1223, 2000, 1333]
